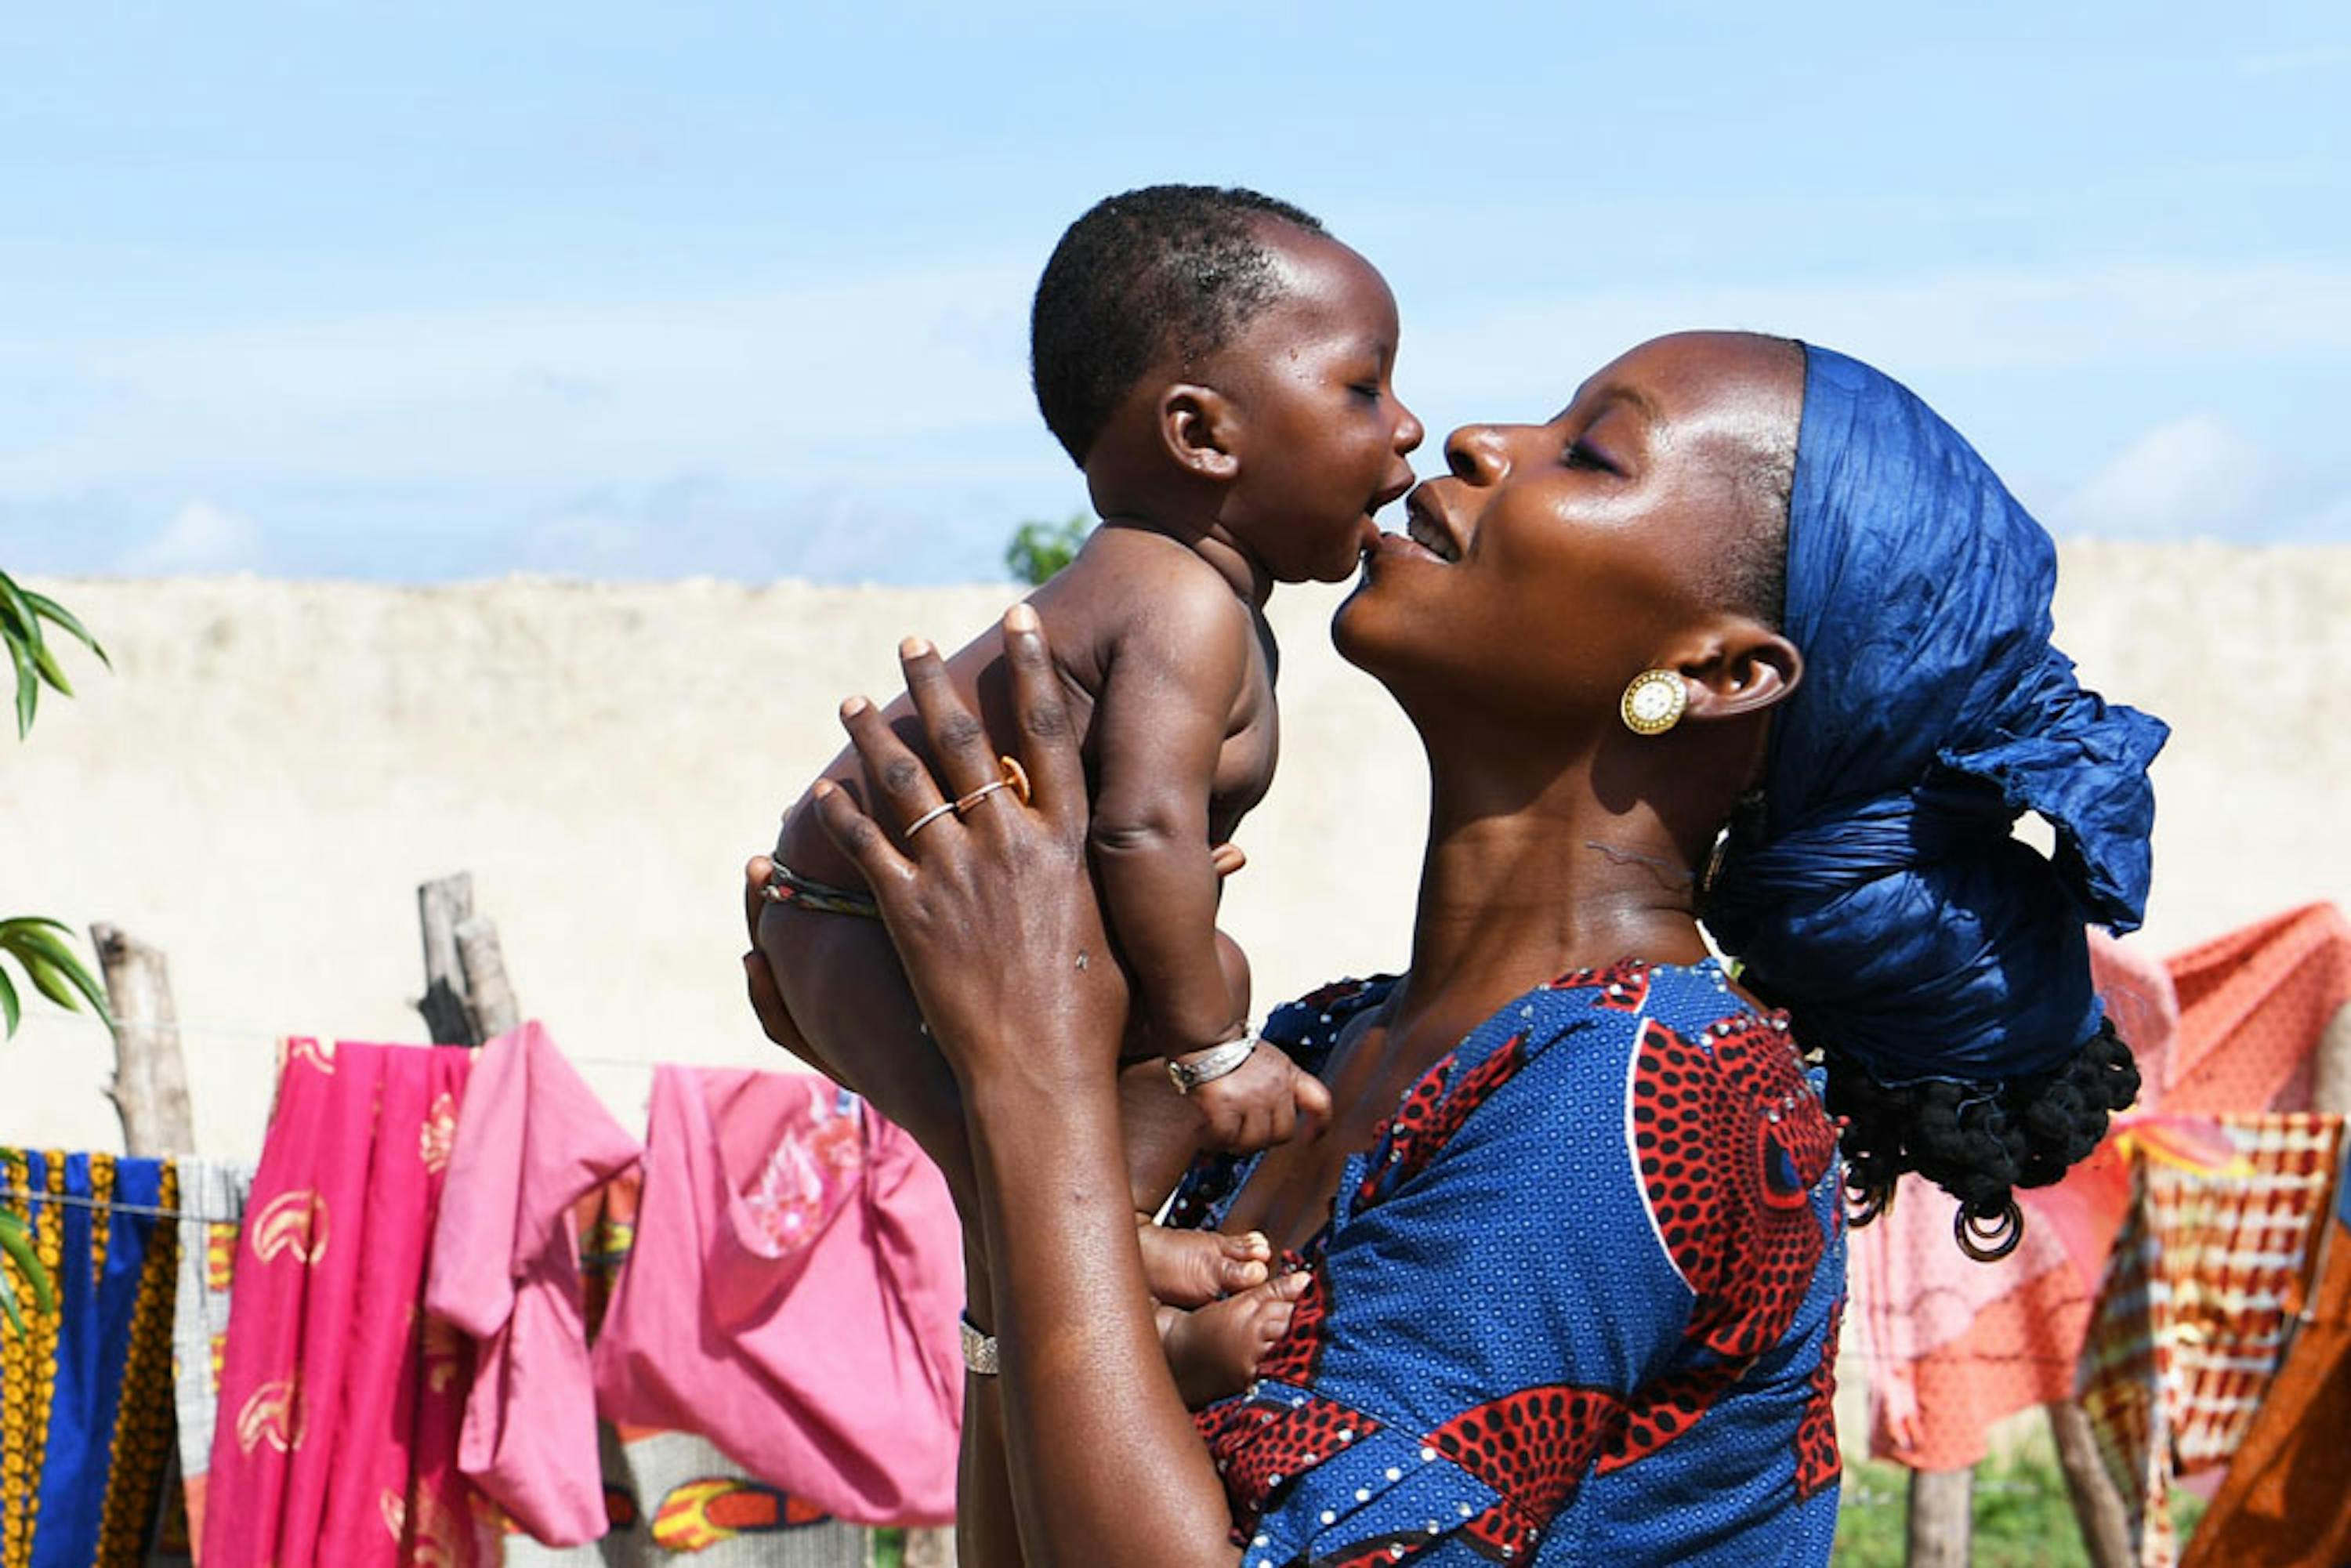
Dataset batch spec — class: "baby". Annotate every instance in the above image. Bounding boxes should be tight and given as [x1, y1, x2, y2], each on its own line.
[751, 185, 1421, 1404]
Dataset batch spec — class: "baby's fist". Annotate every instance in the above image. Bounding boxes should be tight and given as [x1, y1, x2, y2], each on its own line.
[1183, 1042, 1330, 1154]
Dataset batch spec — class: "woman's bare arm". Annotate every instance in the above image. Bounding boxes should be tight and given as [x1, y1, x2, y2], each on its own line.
[811, 610, 1241, 1568]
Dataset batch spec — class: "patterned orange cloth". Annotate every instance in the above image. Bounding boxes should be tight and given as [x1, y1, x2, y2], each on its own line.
[2178, 1145, 2351, 1568]
[2078, 1114, 2345, 1566]
[2164, 903, 2351, 1115]
[1849, 904, 2351, 1472]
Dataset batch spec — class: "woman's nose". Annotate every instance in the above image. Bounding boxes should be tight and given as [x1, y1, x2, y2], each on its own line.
[1444, 425, 1510, 484]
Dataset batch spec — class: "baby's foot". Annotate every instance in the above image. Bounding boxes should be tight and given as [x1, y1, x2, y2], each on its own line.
[1161, 1272, 1311, 1409]
[1136, 1219, 1270, 1309]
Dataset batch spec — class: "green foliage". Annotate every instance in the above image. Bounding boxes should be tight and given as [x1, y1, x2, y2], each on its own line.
[1, 570, 110, 1335]
[1834, 1453, 2204, 1566]
[1, 568, 108, 741]
[1005, 512, 1092, 586]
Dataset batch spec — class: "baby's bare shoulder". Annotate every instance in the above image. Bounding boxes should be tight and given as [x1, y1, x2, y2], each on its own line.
[1056, 527, 1256, 667]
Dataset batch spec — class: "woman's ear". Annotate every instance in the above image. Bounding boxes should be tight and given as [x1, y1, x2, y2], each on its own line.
[1159, 383, 1242, 482]
[1679, 618, 1803, 722]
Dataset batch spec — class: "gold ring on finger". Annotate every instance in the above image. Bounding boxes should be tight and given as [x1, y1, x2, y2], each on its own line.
[904, 799, 957, 839]
[954, 778, 1012, 814]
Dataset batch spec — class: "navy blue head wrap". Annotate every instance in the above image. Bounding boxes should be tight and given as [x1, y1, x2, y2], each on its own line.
[1706, 345, 2169, 1088]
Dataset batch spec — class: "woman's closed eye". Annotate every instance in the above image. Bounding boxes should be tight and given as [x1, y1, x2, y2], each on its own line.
[1563, 439, 1617, 473]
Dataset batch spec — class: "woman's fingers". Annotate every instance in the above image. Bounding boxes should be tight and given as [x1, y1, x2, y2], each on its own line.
[811, 776, 915, 892]
[899, 636, 999, 803]
[1209, 842, 1247, 880]
[1000, 603, 1085, 826]
[837, 694, 951, 846]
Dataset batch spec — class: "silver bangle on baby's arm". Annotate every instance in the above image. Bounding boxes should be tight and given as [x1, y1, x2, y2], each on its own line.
[1166, 1030, 1259, 1094]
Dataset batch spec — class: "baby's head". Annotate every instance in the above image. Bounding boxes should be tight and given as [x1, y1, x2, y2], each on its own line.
[1031, 185, 1422, 584]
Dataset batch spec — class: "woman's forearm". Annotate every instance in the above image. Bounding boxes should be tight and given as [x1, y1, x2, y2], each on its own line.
[962, 1063, 1239, 1568]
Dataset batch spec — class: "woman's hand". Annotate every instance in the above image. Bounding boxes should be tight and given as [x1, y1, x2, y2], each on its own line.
[811, 603, 1131, 1092]
[814, 603, 1241, 1567]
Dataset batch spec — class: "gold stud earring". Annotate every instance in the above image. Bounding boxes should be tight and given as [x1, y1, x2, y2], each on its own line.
[1620, 669, 1687, 736]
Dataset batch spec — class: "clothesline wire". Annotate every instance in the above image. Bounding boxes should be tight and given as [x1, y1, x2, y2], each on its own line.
[0, 1183, 241, 1225]
[2, 1009, 755, 1070]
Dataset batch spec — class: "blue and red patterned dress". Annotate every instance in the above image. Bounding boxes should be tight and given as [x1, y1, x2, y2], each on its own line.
[1165, 958, 1846, 1566]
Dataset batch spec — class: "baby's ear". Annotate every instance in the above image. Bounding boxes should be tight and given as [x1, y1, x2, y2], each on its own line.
[1159, 383, 1242, 483]
[1679, 617, 1803, 722]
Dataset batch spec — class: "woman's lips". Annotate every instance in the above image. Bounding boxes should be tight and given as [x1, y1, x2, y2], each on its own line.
[1362, 527, 1449, 567]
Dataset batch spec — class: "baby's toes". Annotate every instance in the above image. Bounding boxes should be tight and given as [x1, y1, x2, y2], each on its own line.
[1139, 1223, 1270, 1309]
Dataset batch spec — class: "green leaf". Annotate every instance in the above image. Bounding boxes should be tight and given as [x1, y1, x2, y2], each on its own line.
[0, 571, 42, 658]
[18, 952, 80, 1011]
[29, 636, 73, 697]
[0, 923, 108, 1018]
[0, 1208, 53, 1318]
[0, 967, 17, 1037]
[6, 623, 36, 739]
[22, 589, 108, 669]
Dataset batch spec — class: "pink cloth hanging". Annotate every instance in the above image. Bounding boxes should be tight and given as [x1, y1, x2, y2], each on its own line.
[426, 1021, 643, 1546]
[205, 1037, 490, 1567]
[590, 1067, 964, 1526]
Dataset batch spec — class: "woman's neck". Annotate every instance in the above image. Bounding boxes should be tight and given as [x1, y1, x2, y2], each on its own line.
[1387, 761, 1715, 1047]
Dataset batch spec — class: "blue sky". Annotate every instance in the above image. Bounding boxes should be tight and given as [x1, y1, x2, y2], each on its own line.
[2, 2, 2345, 584]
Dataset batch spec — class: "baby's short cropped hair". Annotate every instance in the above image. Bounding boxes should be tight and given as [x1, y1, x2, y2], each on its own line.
[1031, 184, 1324, 464]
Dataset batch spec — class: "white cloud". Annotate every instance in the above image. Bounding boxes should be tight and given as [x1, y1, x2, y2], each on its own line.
[1404, 263, 2351, 413]
[2055, 415, 2276, 540]
[118, 499, 266, 573]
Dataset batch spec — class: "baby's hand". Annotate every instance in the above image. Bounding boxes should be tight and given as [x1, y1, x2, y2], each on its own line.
[1179, 1041, 1332, 1154]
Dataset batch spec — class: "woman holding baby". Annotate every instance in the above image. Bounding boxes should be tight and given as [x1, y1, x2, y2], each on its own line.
[744, 240, 2163, 1561]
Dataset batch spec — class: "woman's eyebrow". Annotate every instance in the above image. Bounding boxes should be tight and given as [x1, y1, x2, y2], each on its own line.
[1587, 383, 1664, 427]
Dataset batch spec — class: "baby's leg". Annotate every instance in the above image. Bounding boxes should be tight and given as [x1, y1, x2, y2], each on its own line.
[1159, 1272, 1311, 1410]
[755, 893, 973, 1213]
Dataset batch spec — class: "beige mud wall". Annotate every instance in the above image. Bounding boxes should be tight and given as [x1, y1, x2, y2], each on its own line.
[4, 541, 2346, 1162]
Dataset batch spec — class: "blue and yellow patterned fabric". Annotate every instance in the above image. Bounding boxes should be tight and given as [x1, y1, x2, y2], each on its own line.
[1, 1150, 179, 1568]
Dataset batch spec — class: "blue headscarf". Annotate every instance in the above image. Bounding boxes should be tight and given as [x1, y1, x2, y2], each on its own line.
[1706, 345, 2169, 1088]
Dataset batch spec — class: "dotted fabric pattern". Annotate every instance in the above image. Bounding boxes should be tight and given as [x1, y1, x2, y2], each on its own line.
[1171, 960, 1846, 1566]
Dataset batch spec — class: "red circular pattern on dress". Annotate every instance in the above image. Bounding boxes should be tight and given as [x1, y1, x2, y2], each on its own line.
[1200, 1393, 1385, 1523]
[1793, 1299, 1843, 1501]
[1631, 1013, 1836, 1359]
[1427, 1384, 1628, 1555]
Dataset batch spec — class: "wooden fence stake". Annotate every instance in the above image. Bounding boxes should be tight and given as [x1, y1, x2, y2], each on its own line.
[2313, 999, 2351, 1116]
[91, 924, 197, 1158]
[418, 873, 481, 1045]
[2048, 1397, 2132, 1568]
[455, 913, 520, 1042]
[901, 1527, 956, 1567]
[1907, 1465, 1972, 1568]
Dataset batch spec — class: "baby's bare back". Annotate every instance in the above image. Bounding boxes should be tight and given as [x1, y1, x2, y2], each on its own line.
[771, 527, 1273, 891]
[760, 525, 1276, 1108]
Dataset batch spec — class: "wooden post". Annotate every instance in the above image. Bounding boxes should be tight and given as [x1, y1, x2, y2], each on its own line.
[2047, 1398, 2132, 1568]
[91, 924, 197, 1158]
[417, 873, 523, 1046]
[417, 873, 480, 1045]
[2313, 999, 2351, 1116]
[1907, 1465, 1972, 1568]
[454, 914, 520, 1042]
[902, 1528, 956, 1567]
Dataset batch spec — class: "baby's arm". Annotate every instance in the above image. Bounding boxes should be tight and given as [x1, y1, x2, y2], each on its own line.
[1086, 580, 1253, 1058]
